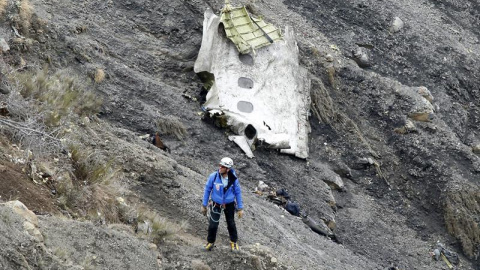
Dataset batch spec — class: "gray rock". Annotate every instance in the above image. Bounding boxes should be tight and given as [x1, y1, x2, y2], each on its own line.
[0, 38, 9, 53]
[390, 17, 404, 33]
[352, 47, 370, 68]
[472, 144, 480, 154]
[0, 84, 9, 94]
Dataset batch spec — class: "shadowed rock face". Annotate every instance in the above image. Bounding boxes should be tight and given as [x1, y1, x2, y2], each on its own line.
[283, 0, 480, 263]
[3, 0, 480, 268]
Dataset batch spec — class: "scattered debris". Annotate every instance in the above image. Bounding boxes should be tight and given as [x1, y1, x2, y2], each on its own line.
[302, 214, 336, 240]
[219, 0, 283, 54]
[416, 86, 433, 103]
[152, 132, 170, 153]
[429, 241, 459, 269]
[253, 181, 337, 240]
[181, 93, 198, 102]
[141, 132, 171, 153]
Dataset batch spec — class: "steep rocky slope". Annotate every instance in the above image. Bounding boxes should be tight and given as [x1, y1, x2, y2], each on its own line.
[1, 0, 480, 269]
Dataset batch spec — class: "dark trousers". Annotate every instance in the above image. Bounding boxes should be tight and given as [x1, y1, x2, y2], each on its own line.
[207, 202, 238, 243]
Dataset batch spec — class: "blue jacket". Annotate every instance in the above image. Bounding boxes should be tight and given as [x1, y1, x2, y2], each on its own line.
[202, 168, 243, 210]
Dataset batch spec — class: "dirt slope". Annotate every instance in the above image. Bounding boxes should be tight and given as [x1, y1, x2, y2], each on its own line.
[1, 0, 480, 269]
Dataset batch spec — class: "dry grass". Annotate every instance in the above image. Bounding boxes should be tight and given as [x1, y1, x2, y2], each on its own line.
[310, 78, 336, 125]
[94, 68, 105, 83]
[53, 144, 126, 223]
[56, 174, 123, 224]
[13, 67, 102, 127]
[19, 0, 33, 34]
[0, 0, 7, 15]
[444, 187, 480, 258]
[156, 115, 187, 140]
[137, 207, 187, 243]
[2, 65, 183, 242]
[69, 144, 116, 185]
[327, 66, 336, 88]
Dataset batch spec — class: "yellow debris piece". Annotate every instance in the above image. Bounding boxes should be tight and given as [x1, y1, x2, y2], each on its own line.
[220, 2, 283, 54]
[441, 253, 453, 269]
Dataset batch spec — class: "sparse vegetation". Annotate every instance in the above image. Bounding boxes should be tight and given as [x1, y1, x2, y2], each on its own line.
[14, 67, 102, 126]
[445, 188, 480, 259]
[18, 0, 33, 34]
[69, 145, 116, 185]
[1, 211, 11, 225]
[137, 207, 187, 244]
[1, 64, 183, 245]
[53, 144, 125, 224]
[310, 78, 379, 158]
[0, 66, 126, 226]
[1, 67, 102, 157]
[81, 255, 96, 270]
[53, 247, 70, 263]
[310, 78, 336, 125]
[326, 66, 336, 88]
[156, 115, 187, 140]
[0, 0, 7, 15]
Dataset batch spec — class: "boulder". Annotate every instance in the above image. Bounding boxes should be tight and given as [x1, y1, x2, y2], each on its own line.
[323, 174, 345, 191]
[3, 200, 38, 226]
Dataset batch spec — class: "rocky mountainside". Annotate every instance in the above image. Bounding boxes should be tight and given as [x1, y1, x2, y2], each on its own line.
[1, 0, 480, 269]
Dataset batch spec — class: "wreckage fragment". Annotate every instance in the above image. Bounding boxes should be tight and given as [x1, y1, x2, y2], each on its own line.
[195, 2, 311, 158]
[219, 1, 283, 54]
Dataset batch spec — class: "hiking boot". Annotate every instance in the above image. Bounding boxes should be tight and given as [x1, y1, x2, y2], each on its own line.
[230, 241, 239, 252]
[205, 242, 214, 251]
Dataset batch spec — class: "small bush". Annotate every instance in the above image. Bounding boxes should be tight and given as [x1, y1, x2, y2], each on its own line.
[156, 115, 187, 140]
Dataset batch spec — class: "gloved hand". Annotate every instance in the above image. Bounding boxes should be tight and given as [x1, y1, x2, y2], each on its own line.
[201, 206, 207, 216]
[237, 210, 244, 219]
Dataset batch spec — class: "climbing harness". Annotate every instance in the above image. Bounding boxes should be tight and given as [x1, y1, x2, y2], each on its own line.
[207, 201, 224, 223]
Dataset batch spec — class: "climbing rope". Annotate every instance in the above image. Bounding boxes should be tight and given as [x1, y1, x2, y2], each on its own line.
[207, 203, 223, 223]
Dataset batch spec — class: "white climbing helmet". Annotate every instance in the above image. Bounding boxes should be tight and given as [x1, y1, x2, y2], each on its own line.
[219, 157, 234, 168]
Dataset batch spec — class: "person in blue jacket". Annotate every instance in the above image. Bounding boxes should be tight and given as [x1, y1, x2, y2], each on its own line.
[201, 157, 244, 251]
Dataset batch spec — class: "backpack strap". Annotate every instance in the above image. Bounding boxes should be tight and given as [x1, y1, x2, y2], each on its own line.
[223, 170, 237, 192]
